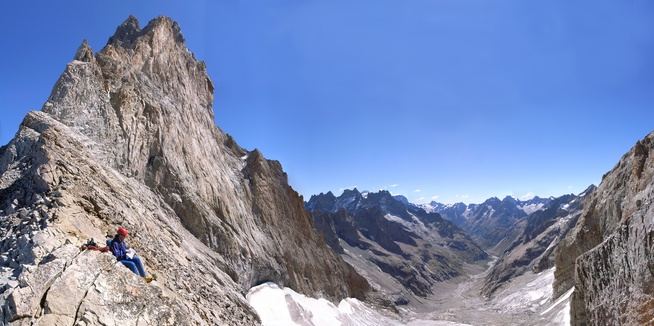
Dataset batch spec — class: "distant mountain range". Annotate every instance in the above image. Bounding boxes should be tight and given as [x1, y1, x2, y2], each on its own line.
[305, 189, 487, 304]
[414, 195, 555, 254]
[308, 188, 595, 302]
[479, 187, 594, 296]
[413, 196, 552, 227]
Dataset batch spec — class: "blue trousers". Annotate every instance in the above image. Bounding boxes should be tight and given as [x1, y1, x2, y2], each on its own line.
[120, 257, 146, 277]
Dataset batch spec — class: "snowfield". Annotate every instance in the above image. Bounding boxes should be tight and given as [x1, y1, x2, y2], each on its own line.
[247, 282, 402, 326]
[247, 267, 571, 325]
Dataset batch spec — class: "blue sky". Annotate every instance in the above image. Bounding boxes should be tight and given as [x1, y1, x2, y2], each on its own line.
[1, 1, 653, 204]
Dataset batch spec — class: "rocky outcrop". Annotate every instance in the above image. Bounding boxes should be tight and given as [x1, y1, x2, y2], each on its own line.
[1, 112, 257, 325]
[554, 131, 654, 325]
[1, 15, 372, 325]
[306, 189, 487, 303]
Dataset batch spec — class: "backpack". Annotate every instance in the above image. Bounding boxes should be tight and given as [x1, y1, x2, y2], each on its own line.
[80, 238, 109, 253]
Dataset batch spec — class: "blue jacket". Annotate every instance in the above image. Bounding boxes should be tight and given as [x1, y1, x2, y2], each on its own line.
[110, 236, 127, 261]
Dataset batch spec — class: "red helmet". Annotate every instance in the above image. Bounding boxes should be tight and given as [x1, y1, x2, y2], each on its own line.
[117, 227, 128, 237]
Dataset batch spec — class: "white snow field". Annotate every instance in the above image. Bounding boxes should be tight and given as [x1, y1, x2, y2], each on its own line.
[247, 267, 570, 326]
[246, 283, 472, 326]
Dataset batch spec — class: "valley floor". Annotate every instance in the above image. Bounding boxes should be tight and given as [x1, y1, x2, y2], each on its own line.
[399, 260, 570, 325]
[247, 258, 571, 326]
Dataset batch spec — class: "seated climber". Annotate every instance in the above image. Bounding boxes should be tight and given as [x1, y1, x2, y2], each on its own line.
[109, 227, 155, 283]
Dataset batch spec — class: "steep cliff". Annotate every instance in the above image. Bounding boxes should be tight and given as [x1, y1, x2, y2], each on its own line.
[554, 131, 654, 325]
[0, 15, 371, 325]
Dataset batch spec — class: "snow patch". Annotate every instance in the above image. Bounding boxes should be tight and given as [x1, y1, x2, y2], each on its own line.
[247, 267, 572, 326]
[493, 268, 554, 314]
[519, 203, 545, 214]
[421, 204, 436, 213]
[247, 282, 400, 326]
[541, 287, 574, 316]
[489, 267, 571, 325]
[384, 213, 407, 225]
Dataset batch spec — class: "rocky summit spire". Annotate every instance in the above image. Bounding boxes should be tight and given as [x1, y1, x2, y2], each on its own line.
[73, 39, 94, 63]
[42, 15, 215, 170]
[107, 14, 141, 47]
[107, 15, 185, 49]
[1, 15, 374, 325]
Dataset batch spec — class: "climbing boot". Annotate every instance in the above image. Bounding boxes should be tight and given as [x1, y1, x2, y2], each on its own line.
[145, 274, 156, 283]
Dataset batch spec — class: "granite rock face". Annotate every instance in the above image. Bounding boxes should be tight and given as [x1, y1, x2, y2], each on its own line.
[1, 15, 371, 325]
[554, 130, 654, 325]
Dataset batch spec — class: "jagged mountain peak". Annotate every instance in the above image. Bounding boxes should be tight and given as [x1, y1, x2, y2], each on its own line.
[484, 196, 502, 205]
[343, 187, 362, 196]
[307, 188, 407, 216]
[73, 39, 94, 62]
[108, 15, 141, 46]
[364, 189, 393, 200]
[305, 191, 337, 213]
[41, 15, 216, 176]
[578, 184, 597, 197]
[311, 190, 336, 199]
[393, 194, 410, 206]
[107, 15, 186, 49]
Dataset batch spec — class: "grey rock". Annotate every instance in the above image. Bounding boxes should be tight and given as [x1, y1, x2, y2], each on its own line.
[74, 40, 95, 63]
[554, 131, 654, 325]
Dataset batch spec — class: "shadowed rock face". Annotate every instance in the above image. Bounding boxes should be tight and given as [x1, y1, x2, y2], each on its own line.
[0, 15, 371, 325]
[554, 131, 654, 325]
